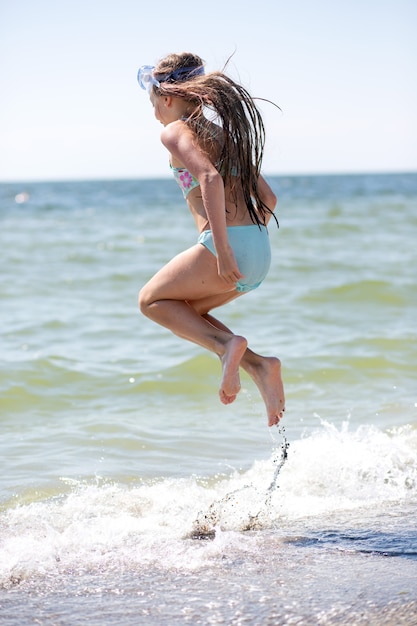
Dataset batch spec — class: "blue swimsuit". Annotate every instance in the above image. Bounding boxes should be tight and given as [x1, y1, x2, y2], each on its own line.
[198, 225, 271, 293]
[171, 164, 271, 293]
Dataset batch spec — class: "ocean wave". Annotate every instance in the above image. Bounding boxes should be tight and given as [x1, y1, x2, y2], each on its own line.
[1, 422, 416, 588]
[300, 279, 410, 306]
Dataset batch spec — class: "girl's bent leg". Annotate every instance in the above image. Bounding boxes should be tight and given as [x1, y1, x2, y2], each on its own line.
[139, 245, 247, 402]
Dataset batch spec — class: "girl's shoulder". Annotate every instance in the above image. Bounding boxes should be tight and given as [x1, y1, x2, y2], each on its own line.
[160, 119, 193, 150]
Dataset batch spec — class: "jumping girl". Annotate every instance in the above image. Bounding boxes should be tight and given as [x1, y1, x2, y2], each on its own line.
[137, 52, 285, 426]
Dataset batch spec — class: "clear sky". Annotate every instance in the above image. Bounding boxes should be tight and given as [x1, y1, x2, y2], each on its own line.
[0, 0, 416, 182]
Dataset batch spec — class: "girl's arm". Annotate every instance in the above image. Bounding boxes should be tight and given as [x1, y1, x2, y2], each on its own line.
[161, 122, 244, 286]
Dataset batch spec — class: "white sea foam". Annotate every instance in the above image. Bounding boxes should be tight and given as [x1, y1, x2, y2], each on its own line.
[1, 422, 415, 588]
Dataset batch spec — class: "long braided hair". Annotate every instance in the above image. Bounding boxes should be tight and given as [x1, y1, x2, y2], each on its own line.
[153, 52, 278, 228]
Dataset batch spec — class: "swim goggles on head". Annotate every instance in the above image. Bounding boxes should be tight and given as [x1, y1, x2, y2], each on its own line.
[137, 66, 160, 92]
[137, 65, 205, 93]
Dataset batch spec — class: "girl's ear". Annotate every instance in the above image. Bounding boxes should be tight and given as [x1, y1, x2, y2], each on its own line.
[163, 95, 173, 108]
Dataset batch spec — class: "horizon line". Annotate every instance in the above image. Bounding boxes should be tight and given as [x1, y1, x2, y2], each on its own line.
[1, 169, 416, 186]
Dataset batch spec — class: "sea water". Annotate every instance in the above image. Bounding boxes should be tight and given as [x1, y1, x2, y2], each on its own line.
[0, 173, 416, 625]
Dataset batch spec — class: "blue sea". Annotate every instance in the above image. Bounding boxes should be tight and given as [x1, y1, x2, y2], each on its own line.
[1, 173, 416, 625]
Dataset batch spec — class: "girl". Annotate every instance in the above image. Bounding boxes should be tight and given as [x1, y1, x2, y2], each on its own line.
[137, 52, 285, 426]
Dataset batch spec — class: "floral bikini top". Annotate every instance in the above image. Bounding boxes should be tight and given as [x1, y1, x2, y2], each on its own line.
[170, 164, 200, 198]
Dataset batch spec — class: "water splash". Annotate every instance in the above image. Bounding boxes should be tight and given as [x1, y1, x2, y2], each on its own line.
[191, 426, 290, 538]
[267, 425, 290, 491]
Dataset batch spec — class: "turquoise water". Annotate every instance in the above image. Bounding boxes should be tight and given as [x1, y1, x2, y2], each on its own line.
[1, 173, 416, 624]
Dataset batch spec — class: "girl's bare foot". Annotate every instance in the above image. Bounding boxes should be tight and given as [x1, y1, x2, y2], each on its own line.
[246, 356, 285, 426]
[219, 335, 248, 405]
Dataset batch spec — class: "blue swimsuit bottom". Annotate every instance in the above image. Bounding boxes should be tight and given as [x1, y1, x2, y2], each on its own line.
[198, 224, 271, 293]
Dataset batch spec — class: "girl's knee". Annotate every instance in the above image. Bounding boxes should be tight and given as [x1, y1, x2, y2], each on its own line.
[138, 287, 151, 316]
